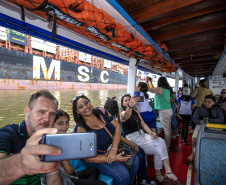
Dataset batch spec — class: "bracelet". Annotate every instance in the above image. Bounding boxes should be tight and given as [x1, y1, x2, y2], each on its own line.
[111, 148, 118, 150]
[128, 104, 133, 109]
[45, 171, 59, 176]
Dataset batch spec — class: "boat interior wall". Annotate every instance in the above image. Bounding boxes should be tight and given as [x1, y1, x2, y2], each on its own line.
[1, 0, 180, 74]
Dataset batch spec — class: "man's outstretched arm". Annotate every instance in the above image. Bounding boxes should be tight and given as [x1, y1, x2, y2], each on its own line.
[0, 128, 62, 185]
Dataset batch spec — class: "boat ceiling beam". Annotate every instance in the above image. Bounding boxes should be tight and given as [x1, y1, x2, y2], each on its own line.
[175, 56, 218, 64]
[143, 2, 226, 30]
[170, 46, 223, 60]
[149, 12, 226, 42]
[129, 0, 202, 23]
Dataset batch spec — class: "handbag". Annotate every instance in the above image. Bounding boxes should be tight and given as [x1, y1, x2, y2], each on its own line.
[98, 110, 137, 169]
[117, 142, 138, 169]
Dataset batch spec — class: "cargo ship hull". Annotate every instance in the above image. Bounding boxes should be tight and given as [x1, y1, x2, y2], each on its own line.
[0, 47, 128, 89]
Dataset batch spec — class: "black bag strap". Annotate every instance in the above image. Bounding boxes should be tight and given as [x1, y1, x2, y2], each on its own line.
[19, 5, 25, 21]
[42, 7, 57, 40]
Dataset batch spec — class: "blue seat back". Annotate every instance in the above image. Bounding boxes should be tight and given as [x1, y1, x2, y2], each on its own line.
[69, 159, 114, 185]
[199, 138, 226, 185]
[194, 124, 226, 185]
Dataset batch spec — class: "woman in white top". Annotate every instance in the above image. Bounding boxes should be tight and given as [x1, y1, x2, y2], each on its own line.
[134, 82, 157, 133]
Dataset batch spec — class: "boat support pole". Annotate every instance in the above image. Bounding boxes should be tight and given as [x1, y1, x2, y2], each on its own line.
[127, 57, 137, 95]
[174, 72, 179, 92]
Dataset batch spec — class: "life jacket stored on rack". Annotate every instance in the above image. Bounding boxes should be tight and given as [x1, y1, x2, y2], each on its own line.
[4, 0, 177, 73]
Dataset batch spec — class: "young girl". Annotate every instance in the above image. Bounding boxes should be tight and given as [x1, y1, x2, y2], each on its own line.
[51, 110, 107, 185]
[177, 87, 195, 145]
[134, 82, 157, 133]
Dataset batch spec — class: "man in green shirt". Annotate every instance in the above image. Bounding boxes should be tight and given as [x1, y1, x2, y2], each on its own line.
[0, 90, 63, 185]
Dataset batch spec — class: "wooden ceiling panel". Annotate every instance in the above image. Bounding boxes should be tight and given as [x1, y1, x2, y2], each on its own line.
[149, 11, 226, 42]
[141, 0, 226, 30]
[116, 0, 226, 77]
[128, 0, 202, 23]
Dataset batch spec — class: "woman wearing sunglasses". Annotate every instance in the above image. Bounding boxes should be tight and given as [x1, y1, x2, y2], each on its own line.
[120, 94, 184, 185]
[72, 94, 139, 185]
[216, 89, 226, 104]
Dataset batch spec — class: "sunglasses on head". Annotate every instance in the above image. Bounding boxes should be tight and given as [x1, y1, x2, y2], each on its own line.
[122, 93, 131, 97]
[71, 93, 84, 103]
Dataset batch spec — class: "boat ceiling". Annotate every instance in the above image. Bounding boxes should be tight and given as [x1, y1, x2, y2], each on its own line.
[116, 0, 226, 77]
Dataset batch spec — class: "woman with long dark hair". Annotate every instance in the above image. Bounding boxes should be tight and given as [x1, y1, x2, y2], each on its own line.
[146, 77, 173, 148]
[120, 94, 184, 185]
[72, 94, 139, 185]
[104, 97, 157, 185]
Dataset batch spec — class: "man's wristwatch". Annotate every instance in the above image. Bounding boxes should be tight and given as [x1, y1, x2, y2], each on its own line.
[128, 104, 133, 109]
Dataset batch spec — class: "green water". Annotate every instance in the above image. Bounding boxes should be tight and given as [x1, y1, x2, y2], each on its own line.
[0, 89, 126, 132]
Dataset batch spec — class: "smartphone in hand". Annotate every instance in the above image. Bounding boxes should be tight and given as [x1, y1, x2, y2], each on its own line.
[135, 96, 144, 102]
[41, 132, 97, 162]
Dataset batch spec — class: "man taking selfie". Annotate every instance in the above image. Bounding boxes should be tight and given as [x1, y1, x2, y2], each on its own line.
[0, 90, 62, 185]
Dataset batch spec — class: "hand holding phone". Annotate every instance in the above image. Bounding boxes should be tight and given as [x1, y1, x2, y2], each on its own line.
[41, 132, 97, 162]
[135, 96, 144, 102]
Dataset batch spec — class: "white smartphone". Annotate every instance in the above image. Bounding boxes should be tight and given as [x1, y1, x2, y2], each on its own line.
[41, 132, 97, 162]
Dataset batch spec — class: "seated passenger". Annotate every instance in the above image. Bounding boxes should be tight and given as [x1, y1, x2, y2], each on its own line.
[216, 89, 226, 105]
[0, 90, 62, 185]
[220, 101, 226, 123]
[120, 94, 185, 185]
[187, 95, 224, 161]
[72, 94, 139, 185]
[46, 109, 107, 185]
[104, 97, 157, 185]
[216, 89, 226, 122]
[134, 82, 157, 133]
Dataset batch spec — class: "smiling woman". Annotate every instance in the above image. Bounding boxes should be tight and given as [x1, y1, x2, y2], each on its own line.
[71, 94, 140, 185]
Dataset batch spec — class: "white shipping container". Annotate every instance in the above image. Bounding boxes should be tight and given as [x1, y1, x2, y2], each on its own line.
[31, 37, 56, 48]
[0, 27, 7, 41]
[31, 40, 56, 54]
[104, 59, 111, 68]
[0, 31, 7, 41]
[0, 26, 7, 32]
[79, 52, 91, 63]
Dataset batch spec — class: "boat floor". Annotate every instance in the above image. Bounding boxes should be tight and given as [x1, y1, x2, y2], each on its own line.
[147, 125, 194, 185]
